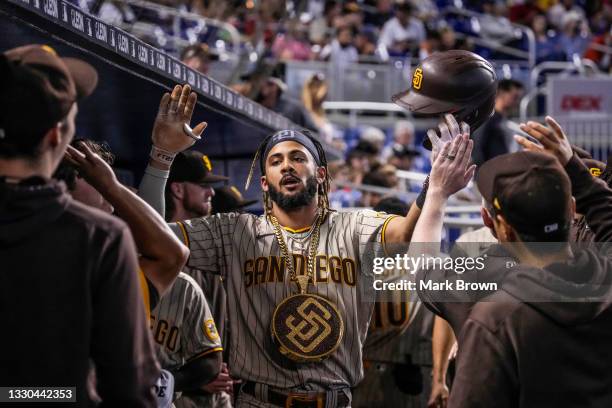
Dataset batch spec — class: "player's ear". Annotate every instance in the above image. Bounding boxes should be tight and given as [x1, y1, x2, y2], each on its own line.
[170, 181, 185, 199]
[260, 175, 269, 192]
[316, 166, 326, 184]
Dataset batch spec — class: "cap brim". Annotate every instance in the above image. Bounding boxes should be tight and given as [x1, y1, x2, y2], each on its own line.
[238, 199, 258, 208]
[62, 57, 98, 99]
[392, 89, 456, 115]
[200, 174, 230, 184]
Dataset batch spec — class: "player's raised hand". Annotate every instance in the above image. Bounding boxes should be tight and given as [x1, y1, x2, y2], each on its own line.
[64, 142, 119, 194]
[152, 84, 208, 153]
[429, 133, 476, 198]
[515, 116, 573, 165]
[427, 114, 470, 164]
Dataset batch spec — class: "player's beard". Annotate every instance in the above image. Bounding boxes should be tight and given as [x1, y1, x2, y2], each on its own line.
[268, 176, 318, 211]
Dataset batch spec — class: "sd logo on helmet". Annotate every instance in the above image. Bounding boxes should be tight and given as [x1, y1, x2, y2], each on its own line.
[392, 50, 498, 149]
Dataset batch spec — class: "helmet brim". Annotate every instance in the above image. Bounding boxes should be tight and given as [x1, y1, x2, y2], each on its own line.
[392, 89, 457, 115]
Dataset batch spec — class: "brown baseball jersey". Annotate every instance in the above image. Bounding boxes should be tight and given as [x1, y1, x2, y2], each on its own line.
[171, 210, 395, 390]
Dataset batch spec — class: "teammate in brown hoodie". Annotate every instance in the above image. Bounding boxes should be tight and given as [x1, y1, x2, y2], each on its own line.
[0, 45, 159, 406]
[412, 117, 612, 407]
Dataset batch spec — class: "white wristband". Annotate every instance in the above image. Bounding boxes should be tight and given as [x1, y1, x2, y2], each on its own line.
[150, 146, 176, 166]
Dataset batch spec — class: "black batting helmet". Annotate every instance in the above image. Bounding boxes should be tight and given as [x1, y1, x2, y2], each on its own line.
[392, 50, 497, 149]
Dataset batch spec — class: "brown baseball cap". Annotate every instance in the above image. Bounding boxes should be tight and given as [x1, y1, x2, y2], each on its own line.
[0, 45, 97, 154]
[476, 151, 572, 240]
[169, 151, 229, 185]
[211, 185, 257, 214]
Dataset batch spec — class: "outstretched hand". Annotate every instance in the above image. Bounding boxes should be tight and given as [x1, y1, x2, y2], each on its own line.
[152, 84, 208, 153]
[514, 116, 573, 165]
[427, 114, 470, 165]
[429, 133, 476, 199]
[64, 142, 118, 194]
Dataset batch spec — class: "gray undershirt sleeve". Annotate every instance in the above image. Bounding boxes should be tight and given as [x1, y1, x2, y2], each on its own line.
[138, 164, 169, 218]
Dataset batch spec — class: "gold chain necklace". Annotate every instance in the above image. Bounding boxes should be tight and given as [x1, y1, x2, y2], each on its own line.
[268, 210, 324, 294]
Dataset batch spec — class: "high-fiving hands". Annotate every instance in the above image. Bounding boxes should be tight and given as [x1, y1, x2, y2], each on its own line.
[514, 116, 573, 166]
[152, 84, 208, 154]
[427, 114, 476, 198]
[427, 114, 471, 165]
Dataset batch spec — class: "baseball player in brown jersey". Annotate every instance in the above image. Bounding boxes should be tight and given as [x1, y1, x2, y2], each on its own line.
[136, 84, 450, 407]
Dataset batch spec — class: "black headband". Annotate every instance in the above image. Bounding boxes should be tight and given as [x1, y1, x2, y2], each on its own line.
[259, 130, 321, 172]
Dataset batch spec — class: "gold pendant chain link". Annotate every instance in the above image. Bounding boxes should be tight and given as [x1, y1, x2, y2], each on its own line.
[269, 210, 325, 294]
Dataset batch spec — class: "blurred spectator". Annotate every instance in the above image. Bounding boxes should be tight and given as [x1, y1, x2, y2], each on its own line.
[347, 145, 372, 185]
[472, 79, 525, 166]
[360, 169, 395, 208]
[558, 11, 591, 60]
[438, 26, 471, 52]
[328, 161, 361, 208]
[584, 27, 612, 72]
[547, 0, 585, 30]
[479, 1, 518, 44]
[531, 13, 565, 63]
[180, 44, 218, 76]
[379, 2, 426, 56]
[388, 143, 421, 171]
[309, 2, 342, 45]
[411, 0, 440, 22]
[354, 28, 377, 57]
[360, 126, 386, 154]
[255, 76, 316, 130]
[376, 163, 400, 188]
[320, 26, 359, 65]
[373, 196, 410, 216]
[301, 73, 337, 142]
[272, 21, 312, 61]
[363, 0, 394, 28]
[509, 0, 542, 26]
[381, 120, 414, 160]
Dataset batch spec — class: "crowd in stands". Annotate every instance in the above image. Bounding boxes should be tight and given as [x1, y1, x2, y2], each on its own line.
[116, 0, 611, 70]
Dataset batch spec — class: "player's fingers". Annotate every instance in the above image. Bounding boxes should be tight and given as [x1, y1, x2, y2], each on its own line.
[183, 91, 198, 120]
[66, 145, 86, 162]
[459, 137, 473, 169]
[460, 121, 470, 135]
[514, 135, 544, 152]
[63, 150, 81, 167]
[427, 129, 442, 151]
[464, 163, 477, 184]
[168, 84, 181, 114]
[76, 140, 98, 162]
[444, 113, 460, 138]
[519, 123, 554, 149]
[545, 115, 566, 140]
[448, 132, 464, 160]
[435, 141, 451, 167]
[177, 84, 191, 116]
[528, 121, 557, 145]
[438, 121, 452, 142]
[158, 92, 171, 115]
[193, 121, 208, 137]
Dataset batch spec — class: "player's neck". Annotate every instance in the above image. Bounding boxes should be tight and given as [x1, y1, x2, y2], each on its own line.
[271, 202, 320, 231]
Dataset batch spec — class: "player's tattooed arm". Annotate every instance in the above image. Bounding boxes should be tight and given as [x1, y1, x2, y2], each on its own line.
[171, 351, 222, 392]
[65, 142, 189, 295]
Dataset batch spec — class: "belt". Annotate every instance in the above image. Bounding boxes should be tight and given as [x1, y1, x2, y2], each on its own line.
[242, 381, 349, 408]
